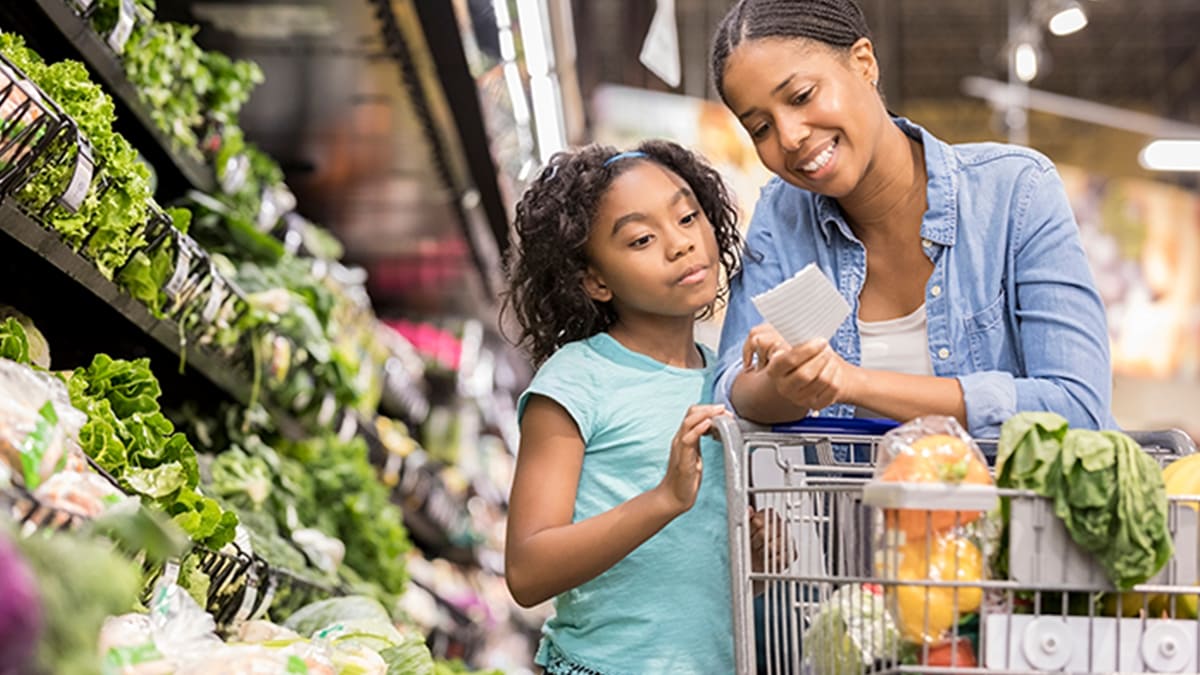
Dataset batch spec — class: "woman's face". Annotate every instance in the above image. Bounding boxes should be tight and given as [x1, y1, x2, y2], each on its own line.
[721, 37, 884, 198]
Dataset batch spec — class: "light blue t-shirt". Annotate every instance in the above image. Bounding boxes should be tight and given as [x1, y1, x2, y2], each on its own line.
[517, 332, 734, 675]
[716, 116, 1119, 438]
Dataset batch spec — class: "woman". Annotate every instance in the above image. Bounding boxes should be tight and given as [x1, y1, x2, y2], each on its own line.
[710, 0, 1118, 438]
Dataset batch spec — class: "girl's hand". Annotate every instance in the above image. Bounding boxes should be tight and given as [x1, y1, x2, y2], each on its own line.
[749, 507, 795, 573]
[657, 404, 728, 515]
[752, 330, 857, 412]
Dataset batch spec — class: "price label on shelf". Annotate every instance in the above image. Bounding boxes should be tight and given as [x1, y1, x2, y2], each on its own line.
[159, 558, 182, 589]
[231, 571, 260, 625]
[281, 212, 304, 256]
[61, 137, 95, 212]
[255, 574, 278, 622]
[107, 0, 137, 54]
[255, 184, 296, 231]
[164, 236, 194, 300]
[337, 412, 357, 443]
[11, 72, 45, 109]
[316, 393, 337, 427]
[202, 267, 228, 323]
[219, 152, 249, 195]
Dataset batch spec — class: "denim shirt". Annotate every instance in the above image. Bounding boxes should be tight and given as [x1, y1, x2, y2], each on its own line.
[716, 117, 1118, 437]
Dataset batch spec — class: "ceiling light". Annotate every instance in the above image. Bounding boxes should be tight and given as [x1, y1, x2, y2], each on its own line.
[1047, 2, 1088, 36]
[1139, 140, 1200, 172]
[1014, 42, 1039, 82]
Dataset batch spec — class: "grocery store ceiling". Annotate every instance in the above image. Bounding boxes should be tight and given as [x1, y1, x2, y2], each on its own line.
[574, 0, 1200, 182]
[156, 0, 503, 320]
[575, 0, 1200, 121]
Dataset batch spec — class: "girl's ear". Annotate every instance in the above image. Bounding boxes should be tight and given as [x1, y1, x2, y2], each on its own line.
[582, 266, 613, 302]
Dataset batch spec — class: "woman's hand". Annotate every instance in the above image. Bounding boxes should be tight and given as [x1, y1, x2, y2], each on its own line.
[743, 324, 858, 412]
[656, 404, 729, 515]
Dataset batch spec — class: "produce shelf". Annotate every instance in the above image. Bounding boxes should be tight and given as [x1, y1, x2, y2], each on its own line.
[0, 199, 304, 438]
[2, 482, 344, 630]
[0, 0, 215, 197]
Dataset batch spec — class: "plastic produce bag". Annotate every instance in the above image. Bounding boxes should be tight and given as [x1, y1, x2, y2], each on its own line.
[32, 467, 125, 518]
[876, 530, 985, 645]
[874, 416, 992, 540]
[0, 359, 87, 489]
[99, 582, 221, 674]
[291, 527, 345, 576]
[803, 583, 899, 675]
[174, 645, 333, 675]
[282, 595, 391, 637]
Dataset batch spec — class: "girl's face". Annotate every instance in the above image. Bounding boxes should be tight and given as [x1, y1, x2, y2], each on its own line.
[722, 37, 884, 199]
[583, 161, 721, 321]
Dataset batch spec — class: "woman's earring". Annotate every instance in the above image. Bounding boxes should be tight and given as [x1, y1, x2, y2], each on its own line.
[871, 79, 878, 87]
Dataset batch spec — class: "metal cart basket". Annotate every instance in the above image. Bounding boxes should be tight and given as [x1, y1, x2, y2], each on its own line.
[715, 416, 1200, 675]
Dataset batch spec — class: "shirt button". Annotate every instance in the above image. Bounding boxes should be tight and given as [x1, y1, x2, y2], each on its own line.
[938, 348, 950, 360]
[921, 238, 933, 248]
[930, 285, 942, 297]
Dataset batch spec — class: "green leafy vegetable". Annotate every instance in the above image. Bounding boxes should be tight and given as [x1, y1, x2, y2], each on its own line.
[178, 553, 212, 608]
[996, 412, 1173, 589]
[381, 632, 436, 675]
[0, 32, 153, 280]
[282, 595, 391, 637]
[0, 317, 31, 364]
[68, 354, 237, 548]
[281, 435, 411, 596]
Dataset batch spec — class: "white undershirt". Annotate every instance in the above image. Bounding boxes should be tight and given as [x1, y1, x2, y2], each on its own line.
[857, 303, 935, 376]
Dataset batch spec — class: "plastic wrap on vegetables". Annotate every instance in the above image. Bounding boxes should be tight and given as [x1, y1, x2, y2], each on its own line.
[0, 358, 88, 489]
[32, 466, 125, 518]
[100, 582, 221, 673]
[803, 583, 899, 675]
[876, 530, 985, 645]
[874, 416, 992, 540]
[174, 646, 328, 675]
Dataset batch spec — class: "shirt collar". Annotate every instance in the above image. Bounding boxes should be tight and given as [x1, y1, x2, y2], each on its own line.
[814, 116, 958, 247]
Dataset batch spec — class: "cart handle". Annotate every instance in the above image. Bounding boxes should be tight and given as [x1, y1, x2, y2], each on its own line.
[769, 417, 900, 435]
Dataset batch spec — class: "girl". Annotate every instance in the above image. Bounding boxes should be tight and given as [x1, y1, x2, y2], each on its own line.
[710, 0, 1118, 439]
[503, 140, 745, 674]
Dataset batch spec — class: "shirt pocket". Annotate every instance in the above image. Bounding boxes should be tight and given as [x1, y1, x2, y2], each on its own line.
[963, 289, 1019, 373]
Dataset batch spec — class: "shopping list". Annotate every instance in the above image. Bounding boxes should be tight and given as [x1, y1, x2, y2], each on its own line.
[750, 263, 851, 345]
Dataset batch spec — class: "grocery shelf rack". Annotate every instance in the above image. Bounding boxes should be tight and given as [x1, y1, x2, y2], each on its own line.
[0, 0, 215, 197]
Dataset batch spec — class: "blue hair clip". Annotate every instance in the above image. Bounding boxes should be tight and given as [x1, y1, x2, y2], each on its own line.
[603, 150, 648, 167]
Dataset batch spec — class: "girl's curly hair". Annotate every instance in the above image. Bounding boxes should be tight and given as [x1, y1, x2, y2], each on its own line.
[502, 139, 744, 367]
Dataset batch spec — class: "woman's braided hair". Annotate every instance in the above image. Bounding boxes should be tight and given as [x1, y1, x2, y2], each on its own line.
[711, 0, 873, 104]
[501, 140, 744, 367]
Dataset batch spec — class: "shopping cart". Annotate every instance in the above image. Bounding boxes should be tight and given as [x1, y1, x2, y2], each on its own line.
[715, 416, 1200, 675]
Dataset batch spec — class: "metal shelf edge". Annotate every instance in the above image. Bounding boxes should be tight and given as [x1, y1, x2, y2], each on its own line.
[0, 199, 292, 433]
[28, 0, 215, 194]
